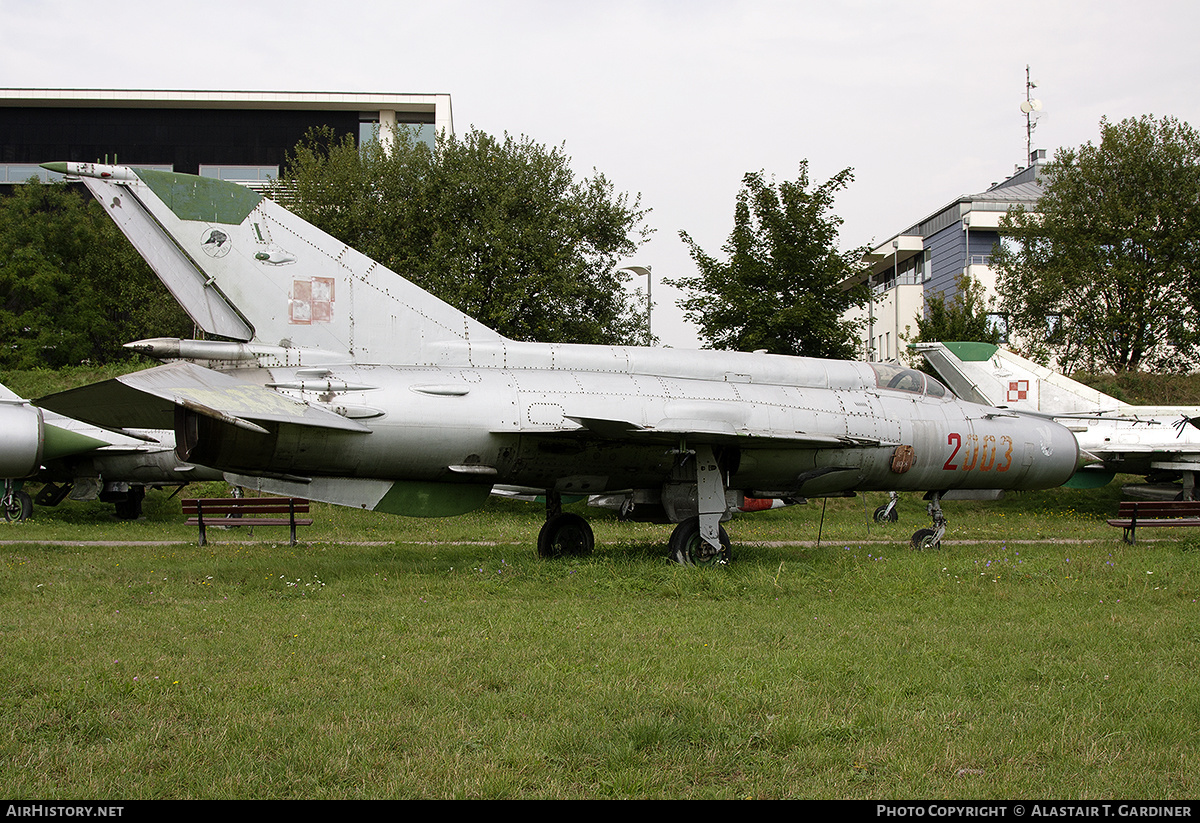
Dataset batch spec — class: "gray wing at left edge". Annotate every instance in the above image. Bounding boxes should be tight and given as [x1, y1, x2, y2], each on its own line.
[36, 361, 370, 434]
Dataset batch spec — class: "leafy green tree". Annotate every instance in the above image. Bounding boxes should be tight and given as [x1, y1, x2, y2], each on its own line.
[912, 274, 1001, 346]
[994, 115, 1200, 373]
[272, 126, 652, 345]
[668, 163, 869, 359]
[0, 180, 191, 369]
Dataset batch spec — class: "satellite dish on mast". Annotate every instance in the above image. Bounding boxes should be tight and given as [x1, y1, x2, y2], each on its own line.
[1020, 99, 1043, 114]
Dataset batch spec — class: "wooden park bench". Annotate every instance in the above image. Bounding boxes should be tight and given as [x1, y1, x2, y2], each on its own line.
[182, 496, 312, 546]
[1107, 500, 1200, 544]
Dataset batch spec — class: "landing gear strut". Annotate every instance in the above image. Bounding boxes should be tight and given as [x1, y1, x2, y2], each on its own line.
[910, 492, 947, 550]
[668, 443, 733, 566]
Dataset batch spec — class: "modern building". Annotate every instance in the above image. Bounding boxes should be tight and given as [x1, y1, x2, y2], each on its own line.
[846, 150, 1047, 362]
[0, 88, 454, 190]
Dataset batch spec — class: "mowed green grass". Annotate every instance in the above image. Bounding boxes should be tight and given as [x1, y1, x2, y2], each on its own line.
[1, 481, 1198, 799]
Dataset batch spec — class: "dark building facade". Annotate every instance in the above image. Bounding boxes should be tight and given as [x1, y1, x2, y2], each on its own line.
[0, 89, 453, 188]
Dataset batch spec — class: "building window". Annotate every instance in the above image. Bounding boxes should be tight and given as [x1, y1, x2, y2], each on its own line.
[359, 119, 378, 147]
[199, 165, 278, 183]
[359, 120, 436, 152]
[1, 164, 63, 184]
[986, 313, 1010, 345]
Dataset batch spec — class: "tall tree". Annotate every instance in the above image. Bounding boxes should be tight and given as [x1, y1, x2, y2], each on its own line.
[0, 180, 191, 369]
[273, 126, 652, 345]
[669, 163, 869, 359]
[994, 115, 1200, 373]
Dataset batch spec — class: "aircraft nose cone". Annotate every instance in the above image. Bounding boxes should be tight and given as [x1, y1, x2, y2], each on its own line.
[1038, 418, 1091, 488]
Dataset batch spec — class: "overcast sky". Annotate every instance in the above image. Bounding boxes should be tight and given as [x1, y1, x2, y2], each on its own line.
[5, 0, 1199, 347]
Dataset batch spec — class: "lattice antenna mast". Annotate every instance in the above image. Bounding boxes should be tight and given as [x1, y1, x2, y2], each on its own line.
[1020, 64, 1043, 165]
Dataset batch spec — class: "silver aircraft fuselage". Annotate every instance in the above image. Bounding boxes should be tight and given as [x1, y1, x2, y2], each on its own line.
[175, 341, 1080, 501]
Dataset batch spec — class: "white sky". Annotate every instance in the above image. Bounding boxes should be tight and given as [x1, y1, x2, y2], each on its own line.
[5, 0, 1199, 347]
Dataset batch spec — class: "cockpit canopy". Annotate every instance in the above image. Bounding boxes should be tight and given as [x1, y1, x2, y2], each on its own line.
[870, 363, 949, 398]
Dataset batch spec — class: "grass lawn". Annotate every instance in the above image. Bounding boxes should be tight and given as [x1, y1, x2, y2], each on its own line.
[2, 479, 1198, 799]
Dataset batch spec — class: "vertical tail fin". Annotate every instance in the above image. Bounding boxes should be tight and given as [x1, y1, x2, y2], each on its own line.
[44, 162, 503, 365]
[915, 342, 1123, 414]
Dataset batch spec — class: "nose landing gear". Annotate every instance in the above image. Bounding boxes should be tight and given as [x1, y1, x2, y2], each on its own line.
[910, 492, 947, 550]
[873, 491, 900, 523]
[2, 482, 32, 523]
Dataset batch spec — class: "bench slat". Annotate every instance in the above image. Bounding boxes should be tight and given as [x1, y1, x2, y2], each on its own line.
[1115, 502, 1200, 516]
[186, 518, 315, 527]
[183, 499, 309, 513]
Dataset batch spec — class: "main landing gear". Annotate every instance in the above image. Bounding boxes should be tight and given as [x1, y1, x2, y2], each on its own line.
[910, 492, 947, 550]
[537, 491, 595, 558]
[535, 444, 735, 566]
[667, 444, 732, 565]
[668, 519, 732, 566]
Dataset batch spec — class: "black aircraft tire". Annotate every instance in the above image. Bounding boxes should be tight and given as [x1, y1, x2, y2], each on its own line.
[873, 504, 899, 523]
[537, 513, 595, 558]
[910, 528, 940, 551]
[669, 520, 732, 566]
[113, 486, 145, 521]
[3, 490, 33, 523]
